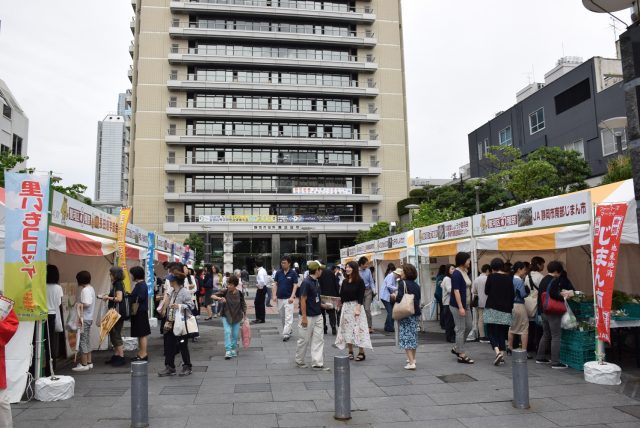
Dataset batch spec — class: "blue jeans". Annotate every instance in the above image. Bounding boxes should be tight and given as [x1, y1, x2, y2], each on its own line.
[265, 287, 273, 305]
[382, 300, 394, 332]
[222, 317, 241, 353]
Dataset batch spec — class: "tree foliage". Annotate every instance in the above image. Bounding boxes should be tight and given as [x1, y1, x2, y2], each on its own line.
[403, 201, 464, 231]
[184, 233, 205, 266]
[355, 221, 391, 244]
[51, 178, 92, 205]
[601, 155, 633, 185]
[0, 152, 29, 187]
[527, 146, 590, 193]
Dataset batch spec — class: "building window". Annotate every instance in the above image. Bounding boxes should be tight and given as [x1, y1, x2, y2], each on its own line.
[564, 139, 584, 158]
[554, 78, 591, 115]
[0, 145, 9, 154]
[498, 126, 512, 146]
[529, 107, 545, 134]
[2, 103, 11, 119]
[11, 135, 23, 156]
[601, 128, 627, 156]
[477, 142, 483, 160]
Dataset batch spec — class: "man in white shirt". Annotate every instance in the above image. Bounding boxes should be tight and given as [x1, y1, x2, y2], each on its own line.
[252, 259, 269, 324]
[46, 264, 64, 376]
[471, 264, 491, 343]
[72, 271, 96, 372]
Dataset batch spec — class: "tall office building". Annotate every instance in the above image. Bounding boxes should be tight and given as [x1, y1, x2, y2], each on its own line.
[129, 0, 410, 270]
[0, 78, 28, 167]
[94, 112, 129, 214]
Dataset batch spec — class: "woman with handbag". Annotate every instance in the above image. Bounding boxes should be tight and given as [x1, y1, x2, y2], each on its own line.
[535, 261, 575, 369]
[507, 262, 529, 356]
[393, 264, 421, 370]
[103, 267, 126, 367]
[450, 253, 474, 364]
[129, 266, 151, 362]
[335, 261, 372, 361]
[158, 273, 194, 377]
[484, 258, 515, 366]
[213, 275, 246, 360]
[380, 263, 398, 333]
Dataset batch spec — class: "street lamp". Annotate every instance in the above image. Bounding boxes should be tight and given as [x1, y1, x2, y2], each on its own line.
[301, 226, 313, 261]
[405, 203, 420, 225]
[202, 225, 213, 264]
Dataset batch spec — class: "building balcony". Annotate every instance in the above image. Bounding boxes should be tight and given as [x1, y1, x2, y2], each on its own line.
[169, 22, 376, 48]
[164, 189, 383, 203]
[168, 47, 378, 73]
[164, 220, 373, 234]
[164, 158, 381, 176]
[125, 89, 132, 106]
[165, 130, 381, 149]
[166, 101, 379, 122]
[130, 18, 135, 34]
[128, 66, 133, 82]
[167, 73, 378, 97]
[129, 42, 134, 58]
[131, 0, 136, 11]
[169, 1, 375, 24]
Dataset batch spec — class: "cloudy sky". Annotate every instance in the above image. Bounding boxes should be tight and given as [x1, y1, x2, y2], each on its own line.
[0, 0, 628, 197]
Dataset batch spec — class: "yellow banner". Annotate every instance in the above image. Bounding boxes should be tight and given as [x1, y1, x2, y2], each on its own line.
[117, 208, 132, 292]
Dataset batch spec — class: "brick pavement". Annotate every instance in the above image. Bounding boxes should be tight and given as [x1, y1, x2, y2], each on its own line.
[11, 296, 640, 428]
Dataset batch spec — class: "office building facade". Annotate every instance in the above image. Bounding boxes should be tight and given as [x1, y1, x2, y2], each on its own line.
[0, 78, 28, 166]
[94, 113, 129, 214]
[468, 57, 626, 181]
[129, 0, 410, 270]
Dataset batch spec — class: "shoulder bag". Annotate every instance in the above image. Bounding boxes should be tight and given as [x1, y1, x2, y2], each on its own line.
[392, 281, 415, 321]
[541, 279, 566, 315]
[524, 273, 538, 318]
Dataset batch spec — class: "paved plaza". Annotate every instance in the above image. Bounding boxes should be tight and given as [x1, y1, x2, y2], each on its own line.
[10, 304, 640, 428]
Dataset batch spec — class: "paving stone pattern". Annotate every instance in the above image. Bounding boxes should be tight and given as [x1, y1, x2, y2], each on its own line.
[11, 307, 640, 427]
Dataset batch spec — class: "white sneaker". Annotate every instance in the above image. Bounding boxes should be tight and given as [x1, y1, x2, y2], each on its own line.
[88, 363, 93, 369]
[404, 363, 416, 370]
[72, 363, 90, 372]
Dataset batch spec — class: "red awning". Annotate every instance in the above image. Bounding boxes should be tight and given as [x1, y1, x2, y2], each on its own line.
[49, 226, 116, 256]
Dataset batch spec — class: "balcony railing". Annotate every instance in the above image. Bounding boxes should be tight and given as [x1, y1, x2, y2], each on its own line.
[171, 20, 374, 39]
[166, 127, 372, 140]
[168, 185, 380, 195]
[178, 213, 367, 223]
[166, 155, 364, 167]
[178, 0, 374, 14]
[168, 72, 376, 89]
[169, 99, 363, 114]
[169, 46, 375, 65]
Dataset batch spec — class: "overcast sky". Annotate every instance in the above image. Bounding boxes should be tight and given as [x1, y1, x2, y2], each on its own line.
[0, 0, 628, 197]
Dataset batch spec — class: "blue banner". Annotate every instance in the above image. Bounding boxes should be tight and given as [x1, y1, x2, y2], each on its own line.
[146, 232, 155, 297]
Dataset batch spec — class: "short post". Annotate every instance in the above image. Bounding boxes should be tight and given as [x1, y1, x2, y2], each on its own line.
[512, 349, 530, 409]
[131, 361, 149, 427]
[334, 355, 351, 421]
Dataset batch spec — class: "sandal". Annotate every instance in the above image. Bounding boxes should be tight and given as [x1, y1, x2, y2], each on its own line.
[355, 352, 366, 361]
[348, 352, 354, 360]
[451, 348, 460, 357]
[457, 355, 474, 364]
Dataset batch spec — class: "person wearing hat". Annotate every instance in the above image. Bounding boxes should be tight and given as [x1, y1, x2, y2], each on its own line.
[380, 264, 401, 333]
[295, 260, 328, 369]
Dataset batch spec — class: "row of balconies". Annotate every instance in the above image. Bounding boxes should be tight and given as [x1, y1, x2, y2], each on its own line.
[163, 190, 382, 203]
[167, 73, 378, 97]
[168, 47, 378, 73]
[169, 20, 376, 48]
[168, 1, 376, 24]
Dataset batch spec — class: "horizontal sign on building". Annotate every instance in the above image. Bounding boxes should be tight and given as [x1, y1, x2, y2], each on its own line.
[416, 217, 472, 246]
[340, 248, 349, 258]
[51, 191, 118, 239]
[198, 215, 340, 223]
[292, 187, 352, 195]
[472, 192, 590, 237]
[377, 233, 406, 251]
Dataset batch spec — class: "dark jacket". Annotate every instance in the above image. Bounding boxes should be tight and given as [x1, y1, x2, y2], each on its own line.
[537, 274, 575, 314]
[318, 269, 339, 297]
[484, 273, 515, 314]
[396, 279, 422, 317]
[129, 281, 149, 313]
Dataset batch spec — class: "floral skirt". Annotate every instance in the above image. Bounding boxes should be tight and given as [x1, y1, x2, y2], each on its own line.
[335, 301, 372, 350]
[399, 315, 419, 350]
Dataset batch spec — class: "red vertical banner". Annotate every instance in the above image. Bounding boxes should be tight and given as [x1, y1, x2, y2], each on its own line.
[592, 203, 628, 343]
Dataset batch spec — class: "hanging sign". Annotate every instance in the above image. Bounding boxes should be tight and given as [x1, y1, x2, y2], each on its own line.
[117, 208, 133, 292]
[146, 232, 155, 298]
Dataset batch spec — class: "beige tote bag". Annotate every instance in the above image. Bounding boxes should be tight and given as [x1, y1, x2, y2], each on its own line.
[392, 281, 415, 321]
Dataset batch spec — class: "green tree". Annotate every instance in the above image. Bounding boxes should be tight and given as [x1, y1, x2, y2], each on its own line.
[355, 221, 391, 244]
[527, 146, 590, 193]
[51, 177, 92, 205]
[184, 233, 204, 266]
[0, 152, 29, 187]
[601, 155, 633, 184]
[404, 200, 464, 231]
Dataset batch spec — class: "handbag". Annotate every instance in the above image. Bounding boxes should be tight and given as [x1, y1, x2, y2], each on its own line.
[173, 309, 186, 337]
[524, 273, 539, 318]
[183, 310, 199, 338]
[392, 281, 415, 321]
[241, 317, 251, 349]
[131, 296, 139, 317]
[542, 279, 566, 315]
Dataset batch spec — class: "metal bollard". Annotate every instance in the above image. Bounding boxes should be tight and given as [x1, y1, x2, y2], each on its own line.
[131, 361, 149, 428]
[334, 355, 352, 421]
[512, 349, 530, 409]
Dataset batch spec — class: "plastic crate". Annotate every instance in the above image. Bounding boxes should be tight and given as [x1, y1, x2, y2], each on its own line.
[621, 303, 640, 318]
[567, 300, 594, 319]
[561, 329, 596, 351]
[560, 346, 595, 371]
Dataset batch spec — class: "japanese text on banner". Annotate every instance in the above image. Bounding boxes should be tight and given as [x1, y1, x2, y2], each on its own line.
[117, 208, 132, 292]
[592, 203, 628, 344]
[146, 232, 155, 298]
[4, 172, 50, 321]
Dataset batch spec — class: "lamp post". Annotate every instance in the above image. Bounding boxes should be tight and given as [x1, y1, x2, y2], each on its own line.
[202, 225, 213, 264]
[475, 185, 481, 214]
[405, 203, 420, 225]
[302, 226, 313, 261]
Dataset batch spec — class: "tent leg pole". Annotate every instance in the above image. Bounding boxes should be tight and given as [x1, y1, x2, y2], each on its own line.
[34, 320, 43, 380]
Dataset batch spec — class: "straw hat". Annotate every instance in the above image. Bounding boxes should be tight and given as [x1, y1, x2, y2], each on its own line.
[393, 268, 403, 276]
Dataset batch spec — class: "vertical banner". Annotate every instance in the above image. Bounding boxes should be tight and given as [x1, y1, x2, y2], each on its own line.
[182, 245, 190, 265]
[170, 243, 175, 262]
[117, 207, 132, 292]
[146, 232, 155, 298]
[592, 203, 628, 343]
[4, 172, 50, 320]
